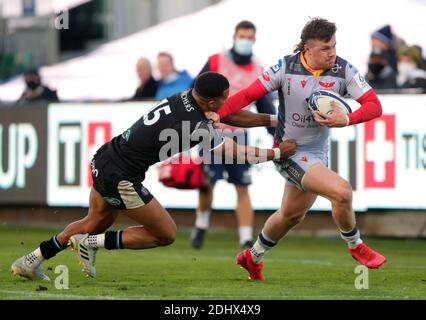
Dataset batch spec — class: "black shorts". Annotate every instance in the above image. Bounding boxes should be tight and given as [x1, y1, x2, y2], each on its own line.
[91, 145, 153, 210]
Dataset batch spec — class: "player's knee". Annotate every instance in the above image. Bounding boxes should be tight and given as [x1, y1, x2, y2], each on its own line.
[332, 182, 353, 206]
[157, 233, 176, 246]
[158, 224, 177, 246]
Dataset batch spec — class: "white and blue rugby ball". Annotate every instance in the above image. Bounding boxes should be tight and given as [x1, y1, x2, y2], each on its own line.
[307, 90, 352, 117]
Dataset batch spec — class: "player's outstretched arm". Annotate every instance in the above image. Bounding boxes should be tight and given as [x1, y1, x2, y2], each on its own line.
[218, 79, 268, 119]
[221, 110, 277, 128]
[213, 136, 295, 164]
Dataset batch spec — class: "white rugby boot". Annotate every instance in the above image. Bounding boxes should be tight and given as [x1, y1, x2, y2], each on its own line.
[69, 234, 98, 277]
[11, 256, 50, 281]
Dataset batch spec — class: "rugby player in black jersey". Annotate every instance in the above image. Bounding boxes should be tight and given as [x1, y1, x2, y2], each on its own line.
[11, 72, 295, 280]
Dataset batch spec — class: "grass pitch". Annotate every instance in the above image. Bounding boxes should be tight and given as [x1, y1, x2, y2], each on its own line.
[0, 225, 425, 300]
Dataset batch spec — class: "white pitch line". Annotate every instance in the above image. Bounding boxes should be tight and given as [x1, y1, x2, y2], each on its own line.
[0, 290, 411, 300]
[0, 290, 128, 300]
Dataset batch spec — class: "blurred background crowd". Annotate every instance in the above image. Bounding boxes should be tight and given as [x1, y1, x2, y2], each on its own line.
[1, 0, 426, 107]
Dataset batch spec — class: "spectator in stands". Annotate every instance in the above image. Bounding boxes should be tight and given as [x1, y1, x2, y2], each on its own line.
[190, 20, 276, 250]
[397, 45, 426, 90]
[129, 57, 158, 100]
[371, 25, 405, 73]
[365, 49, 397, 90]
[16, 69, 58, 106]
[155, 52, 192, 100]
[412, 45, 426, 71]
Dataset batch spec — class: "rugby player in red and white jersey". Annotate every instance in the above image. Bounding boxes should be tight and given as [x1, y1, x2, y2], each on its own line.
[218, 18, 386, 280]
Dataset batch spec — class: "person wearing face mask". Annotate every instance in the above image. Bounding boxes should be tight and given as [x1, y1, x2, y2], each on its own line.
[365, 50, 397, 91]
[397, 45, 426, 91]
[370, 25, 406, 74]
[16, 69, 59, 106]
[190, 21, 277, 250]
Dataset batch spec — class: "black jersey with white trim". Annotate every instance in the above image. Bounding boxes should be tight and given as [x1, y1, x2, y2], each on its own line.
[106, 90, 223, 178]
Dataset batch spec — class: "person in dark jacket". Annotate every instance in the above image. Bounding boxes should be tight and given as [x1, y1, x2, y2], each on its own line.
[365, 50, 397, 90]
[16, 69, 59, 106]
[129, 57, 158, 100]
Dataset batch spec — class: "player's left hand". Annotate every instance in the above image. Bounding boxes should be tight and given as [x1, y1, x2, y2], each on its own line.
[313, 102, 348, 128]
[205, 111, 220, 123]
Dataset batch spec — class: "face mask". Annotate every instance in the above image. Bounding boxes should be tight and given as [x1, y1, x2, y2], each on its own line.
[397, 61, 416, 76]
[397, 61, 416, 85]
[368, 63, 385, 76]
[234, 39, 253, 56]
[26, 80, 40, 90]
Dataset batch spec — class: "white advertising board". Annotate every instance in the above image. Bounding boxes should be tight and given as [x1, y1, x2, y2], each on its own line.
[47, 95, 426, 211]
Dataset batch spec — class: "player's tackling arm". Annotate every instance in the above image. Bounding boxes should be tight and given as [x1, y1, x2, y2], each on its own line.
[218, 79, 268, 119]
[221, 110, 277, 128]
[218, 59, 283, 127]
[213, 136, 296, 164]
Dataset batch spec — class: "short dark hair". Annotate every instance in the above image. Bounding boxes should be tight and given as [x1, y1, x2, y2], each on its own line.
[294, 18, 336, 53]
[194, 72, 229, 100]
[25, 69, 40, 77]
[235, 20, 256, 34]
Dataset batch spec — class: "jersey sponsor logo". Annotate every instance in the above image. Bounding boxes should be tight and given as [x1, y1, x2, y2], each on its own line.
[301, 80, 307, 88]
[291, 112, 317, 128]
[181, 91, 195, 112]
[364, 115, 395, 188]
[331, 63, 342, 73]
[319, 81, 336, 89]
[270, 59, 283, 74]
[262, 70, 271, 82]
[90, 159, 98, 178]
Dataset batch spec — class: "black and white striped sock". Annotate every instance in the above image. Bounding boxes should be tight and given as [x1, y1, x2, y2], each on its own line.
[340, 227, 363, 249]
[250, 231, 277, 264]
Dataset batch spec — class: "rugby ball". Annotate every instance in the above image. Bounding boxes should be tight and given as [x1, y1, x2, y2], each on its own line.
[307, 90, 352, 117]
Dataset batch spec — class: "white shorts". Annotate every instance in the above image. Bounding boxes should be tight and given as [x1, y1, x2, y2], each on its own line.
[274, 150, 328, 190]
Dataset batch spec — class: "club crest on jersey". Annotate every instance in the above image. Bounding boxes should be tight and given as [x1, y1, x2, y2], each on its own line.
[331, 63, 342, 73]
[319, 81, 335, 89]
[301, 80, 307, 88]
